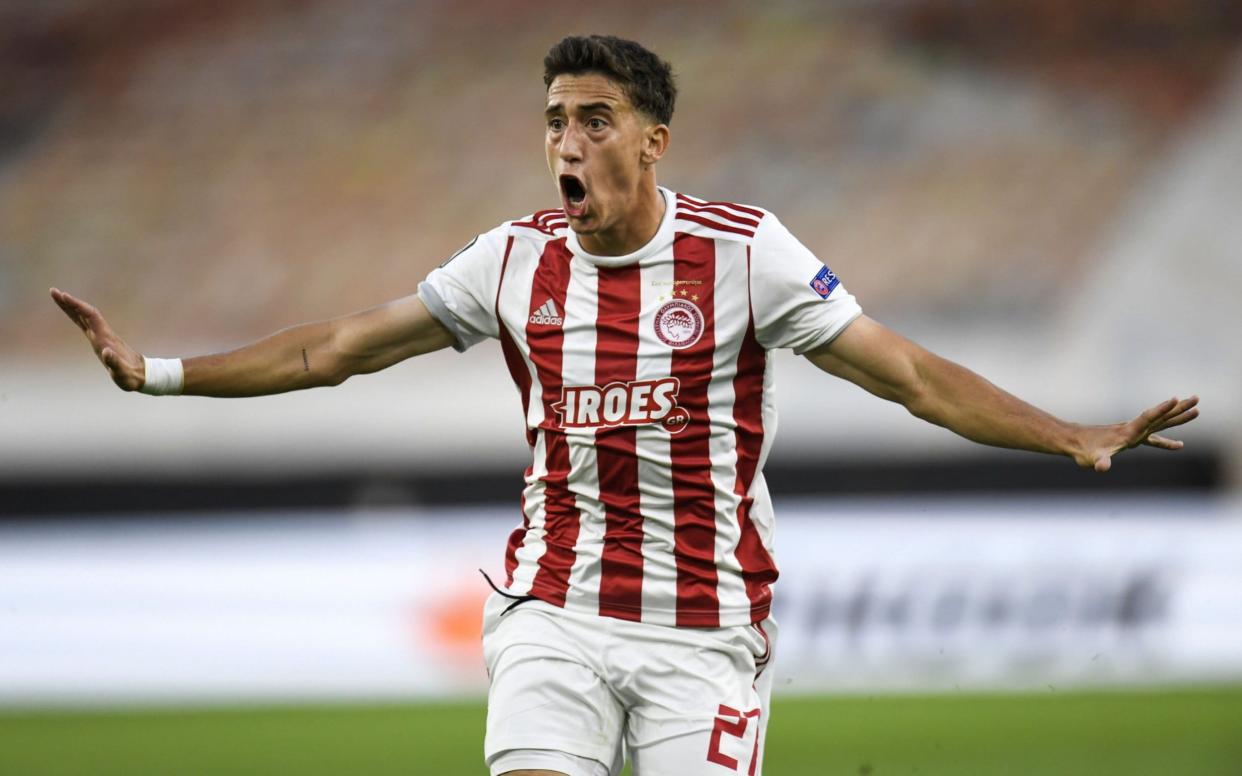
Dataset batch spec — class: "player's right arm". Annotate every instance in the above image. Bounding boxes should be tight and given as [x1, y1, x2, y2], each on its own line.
[50, 287, 456, 397]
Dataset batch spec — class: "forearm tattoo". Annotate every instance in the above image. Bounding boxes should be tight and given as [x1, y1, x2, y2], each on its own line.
[302, 348, 309, 372]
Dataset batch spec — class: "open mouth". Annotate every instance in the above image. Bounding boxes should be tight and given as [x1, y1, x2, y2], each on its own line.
[559, 174, 588, 218]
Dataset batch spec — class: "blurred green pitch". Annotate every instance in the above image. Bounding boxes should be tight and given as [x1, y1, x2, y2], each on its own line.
[1, 688, 1238, 775]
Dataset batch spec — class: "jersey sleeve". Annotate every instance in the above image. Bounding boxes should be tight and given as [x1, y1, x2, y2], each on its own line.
[749, 213, 862, 354]
[417, 225, 508, 352]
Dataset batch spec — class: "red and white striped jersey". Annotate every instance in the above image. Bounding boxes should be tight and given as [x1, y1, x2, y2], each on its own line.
[419, 188, 861, 627]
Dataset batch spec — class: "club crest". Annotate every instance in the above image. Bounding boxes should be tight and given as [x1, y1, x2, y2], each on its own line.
[653, 299, 704, 349]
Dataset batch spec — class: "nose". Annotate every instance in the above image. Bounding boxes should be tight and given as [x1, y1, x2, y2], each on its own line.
[557, 122, 584, 164]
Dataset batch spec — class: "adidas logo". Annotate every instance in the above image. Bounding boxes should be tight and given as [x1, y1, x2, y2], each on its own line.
[529, 299, 564, 326]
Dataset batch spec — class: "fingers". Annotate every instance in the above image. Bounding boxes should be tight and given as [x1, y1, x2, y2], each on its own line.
[1154, 395, 1197, 417]
[1136, 397, 1179, 428]
[51, 288, 89, 330]
[50, 287, 83, 318]
[50, 287, 103, 333]
[1138, 396, 1199, 452]
[1155, 406, 1199, 432]
[1132, 397, 1197, 444]
[1143, 434, 1184, 450]
[1093, 396, 1199, 469]
[1138, 394, 1198, 450]
[1147, 396, 1198, 427]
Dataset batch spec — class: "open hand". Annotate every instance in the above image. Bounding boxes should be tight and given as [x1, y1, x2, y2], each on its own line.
[1074, 396, 1200, 472]
[50, 288, 145, 391]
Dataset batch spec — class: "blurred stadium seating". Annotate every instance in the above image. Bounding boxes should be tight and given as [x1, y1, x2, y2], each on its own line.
[3, 0, 1238, 335]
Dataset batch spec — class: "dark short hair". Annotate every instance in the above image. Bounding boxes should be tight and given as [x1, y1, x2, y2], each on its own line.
[543, 35, 677, 125]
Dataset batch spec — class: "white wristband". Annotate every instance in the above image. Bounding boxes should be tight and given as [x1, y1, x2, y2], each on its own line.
[141, 357, 184, 396]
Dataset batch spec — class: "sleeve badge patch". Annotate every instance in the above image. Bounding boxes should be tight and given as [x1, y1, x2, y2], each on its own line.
[810, 265, 840, 298]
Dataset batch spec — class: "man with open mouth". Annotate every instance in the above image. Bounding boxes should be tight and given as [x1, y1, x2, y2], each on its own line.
[53, 33, 1200, 776]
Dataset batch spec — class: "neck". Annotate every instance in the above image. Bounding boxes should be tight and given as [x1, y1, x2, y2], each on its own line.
[578, 179, 665, 256]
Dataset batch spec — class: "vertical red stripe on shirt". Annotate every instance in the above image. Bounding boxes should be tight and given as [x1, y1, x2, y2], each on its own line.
[593, 263, 644, 621]
[525, 239, 579, 607]
[497, 237, 536, 450]
[670, 234, 721, 626]
[493, 236, 534, 585]
[733, 247, 778, 620]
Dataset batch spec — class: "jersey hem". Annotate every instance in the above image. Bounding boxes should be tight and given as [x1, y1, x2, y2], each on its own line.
[526, 589, 772, 628]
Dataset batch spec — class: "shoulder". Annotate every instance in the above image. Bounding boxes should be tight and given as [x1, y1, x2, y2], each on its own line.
[441, 211, 567, 269]
[671, 192, 770, 243]
[507, 207, 570, 240]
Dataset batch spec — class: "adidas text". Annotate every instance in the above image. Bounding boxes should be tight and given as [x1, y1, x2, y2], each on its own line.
[529, 299, 564, 326]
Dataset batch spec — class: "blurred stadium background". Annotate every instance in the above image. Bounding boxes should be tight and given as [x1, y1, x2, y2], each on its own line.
[2, 0, 1240, 773]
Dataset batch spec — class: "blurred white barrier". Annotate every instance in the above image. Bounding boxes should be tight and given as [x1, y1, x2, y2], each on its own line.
[1, 496, 1239, 707]
[769, 496, 1242, 693]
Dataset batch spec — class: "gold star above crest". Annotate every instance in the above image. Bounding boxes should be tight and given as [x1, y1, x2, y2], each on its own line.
[691, 294, 699, 301]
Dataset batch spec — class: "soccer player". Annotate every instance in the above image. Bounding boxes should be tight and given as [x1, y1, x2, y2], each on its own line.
[52, 34, 1198, 776]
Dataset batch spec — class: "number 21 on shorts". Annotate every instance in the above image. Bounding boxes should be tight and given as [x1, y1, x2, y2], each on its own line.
[706, 704, 762, 774]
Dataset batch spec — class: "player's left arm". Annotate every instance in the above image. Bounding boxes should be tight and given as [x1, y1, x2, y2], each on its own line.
[805, 314, 1200, 471]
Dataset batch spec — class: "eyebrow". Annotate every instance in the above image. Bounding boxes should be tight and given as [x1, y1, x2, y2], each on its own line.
[545, 101, 617, 117]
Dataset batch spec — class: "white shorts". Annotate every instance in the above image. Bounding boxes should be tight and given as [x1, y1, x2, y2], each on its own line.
[481, 591, 776, 776]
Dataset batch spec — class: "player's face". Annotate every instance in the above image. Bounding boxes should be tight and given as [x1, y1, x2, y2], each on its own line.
[545, 73, 663, 247]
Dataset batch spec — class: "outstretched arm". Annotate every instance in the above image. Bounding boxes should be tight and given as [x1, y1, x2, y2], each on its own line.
[50, 288, 456, 397]
[805, 315, 1199, 472]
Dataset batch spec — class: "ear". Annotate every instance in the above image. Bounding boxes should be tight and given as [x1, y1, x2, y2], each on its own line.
[640, 123, 670, 168]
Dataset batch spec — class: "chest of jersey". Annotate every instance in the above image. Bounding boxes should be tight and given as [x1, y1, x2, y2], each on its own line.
[498, 235, 758, 436]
